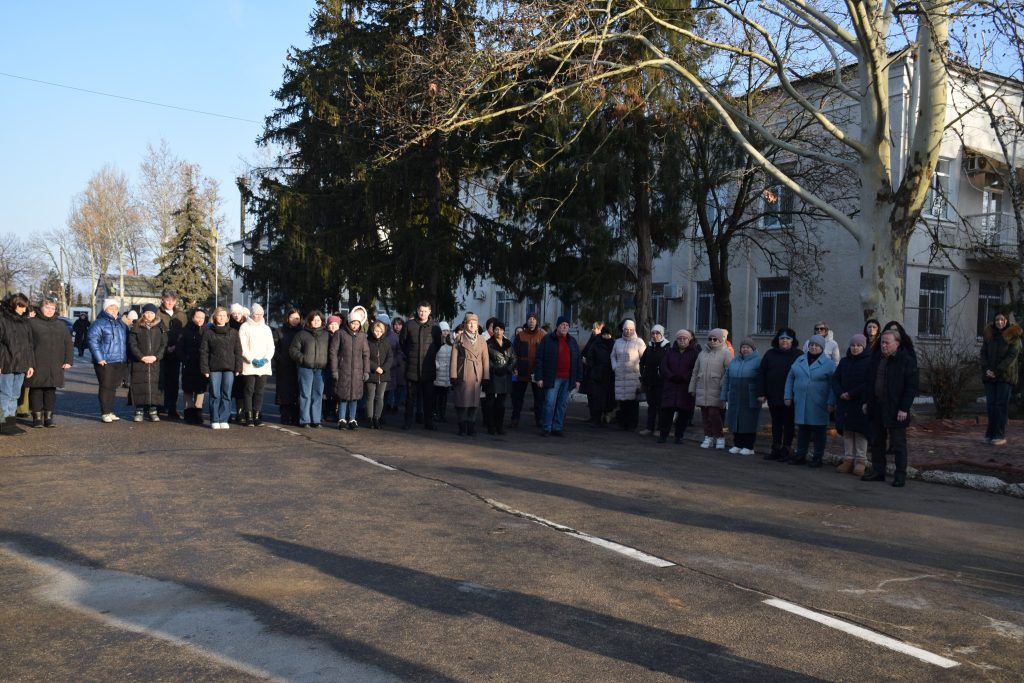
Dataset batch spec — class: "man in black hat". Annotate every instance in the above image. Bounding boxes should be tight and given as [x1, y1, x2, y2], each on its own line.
[156, 288, 187, 419]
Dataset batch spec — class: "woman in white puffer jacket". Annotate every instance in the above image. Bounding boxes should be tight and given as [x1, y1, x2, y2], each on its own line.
[611, 319, 646, 431]
[239, 304, 275, 426]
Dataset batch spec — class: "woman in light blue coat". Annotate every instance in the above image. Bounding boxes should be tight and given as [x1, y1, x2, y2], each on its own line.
[721, 338, 762, 455]
[784, 334, 836, 467]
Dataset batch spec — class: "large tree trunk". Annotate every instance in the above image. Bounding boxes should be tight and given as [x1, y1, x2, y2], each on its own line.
[710, 245, 732, 335]
[633, 173, 654, 339]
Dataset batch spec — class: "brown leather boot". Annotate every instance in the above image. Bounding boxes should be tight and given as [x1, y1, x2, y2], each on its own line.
[836, 458, 854, 474]
[853, 460, 866, 477]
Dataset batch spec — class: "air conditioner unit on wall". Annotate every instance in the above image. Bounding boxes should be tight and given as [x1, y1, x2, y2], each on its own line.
[474, 290, 487, 302]
[663, 284, 686, 301]
[964, 155, 992, 175]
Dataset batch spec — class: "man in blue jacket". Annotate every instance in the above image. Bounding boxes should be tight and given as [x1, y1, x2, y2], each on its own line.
[533, 316, 582, 437]
[88, 297, 128, 423]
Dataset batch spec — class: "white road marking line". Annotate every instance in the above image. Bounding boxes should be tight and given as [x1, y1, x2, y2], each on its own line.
[350, 453, 396, 471]
[763, 598, 959, 668]
[485, 499, 675, 568]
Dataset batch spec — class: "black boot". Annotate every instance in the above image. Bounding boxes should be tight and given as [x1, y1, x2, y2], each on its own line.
[31, 411, 43, 428]
[458, 421, 466, 436]
[3, 416, 25, 436]
[467, 421, 476, 436]
[238, 411, 249, 426]
[43, 411, 56, 428]
[764, 446, 781, 461]
[252, 411, 262, 426]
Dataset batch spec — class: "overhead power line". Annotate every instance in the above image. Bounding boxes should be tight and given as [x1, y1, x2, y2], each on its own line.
[0, 71, 262, 124]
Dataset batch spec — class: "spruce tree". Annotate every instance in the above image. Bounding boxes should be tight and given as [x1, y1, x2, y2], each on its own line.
[156, 168, 216, 310]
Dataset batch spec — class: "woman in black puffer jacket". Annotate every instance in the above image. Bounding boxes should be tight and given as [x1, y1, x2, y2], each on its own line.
[0, 293, 35, 435]
[289, 310, 330, 428]
[128, 304, 167, 422]
[26, 298, 71, 428]
[177, 308, 208, 424]
[756, 327, 803, 461]
[483, 321, 516, 435]
[364, 320, 393, 429]
[201, 307, 243, 429]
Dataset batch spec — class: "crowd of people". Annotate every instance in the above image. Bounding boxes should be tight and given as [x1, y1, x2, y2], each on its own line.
[1, 289, 1019, 487]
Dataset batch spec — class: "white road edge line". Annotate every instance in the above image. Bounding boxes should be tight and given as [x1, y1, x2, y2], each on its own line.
[350, 453, 397, 471]
[763, 598, 959, 669]
[485, 499, 675, 568]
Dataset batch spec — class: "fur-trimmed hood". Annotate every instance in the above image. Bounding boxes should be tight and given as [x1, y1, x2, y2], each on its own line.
[984, 322, 1023, 344]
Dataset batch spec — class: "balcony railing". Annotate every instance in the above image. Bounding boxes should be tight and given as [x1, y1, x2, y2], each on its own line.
[963, 213, 1020, 262]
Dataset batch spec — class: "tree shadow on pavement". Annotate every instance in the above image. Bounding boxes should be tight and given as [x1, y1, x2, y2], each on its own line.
[440, 468, 1024, 583]
[241, 533, 827, 682]
[0, 530, 456, 683]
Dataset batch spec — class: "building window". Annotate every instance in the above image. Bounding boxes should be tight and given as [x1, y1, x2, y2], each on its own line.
[918, 273, 949, 338]
[757, 277, 790, 335]
[926, 159, 951, 219]
[695, 281, 716, 332]
[978, 281, 1004, 337]
[495, 291, 515, 328]
[651, 283, 668, 329]
[561, 297, 580, 327]
[762, 184, 794, 229]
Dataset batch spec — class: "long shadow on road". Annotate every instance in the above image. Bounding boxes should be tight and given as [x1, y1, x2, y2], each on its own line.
[440, 467, 1024, 584]
[242, 533, 826, 682]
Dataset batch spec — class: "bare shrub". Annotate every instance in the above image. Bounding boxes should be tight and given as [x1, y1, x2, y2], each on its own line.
[918, 340, 979, 419]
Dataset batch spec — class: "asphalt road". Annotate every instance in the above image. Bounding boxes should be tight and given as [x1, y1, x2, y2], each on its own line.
[1, 361, 1021, 682]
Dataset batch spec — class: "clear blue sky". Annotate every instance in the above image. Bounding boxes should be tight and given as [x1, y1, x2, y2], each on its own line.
[1, 2, 313, 250]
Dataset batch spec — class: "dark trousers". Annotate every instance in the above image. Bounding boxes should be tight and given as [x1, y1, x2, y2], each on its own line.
[870, 412, 908, 476]
[483, 393, 507, 432]
[618, 400, 640, 430]
[28, 387, 56, 412]
[405, 380, 434, 427]
[796, 424, 827, 461]
[733, 432, 756, 448]
[768, 403, 796, 450]
[700, 406, 723, 437]
[434, 386, 449, 421]
[658, 408, 692, 441]
[161, 359, 181, 411]
[242, 375, 268, 413]
[365, 382, 387, 420]
[511, 380, 543, 424]
[645, 384, 663, 431]
[94, 362, 124, 415]
[984, 382, 1012, 440]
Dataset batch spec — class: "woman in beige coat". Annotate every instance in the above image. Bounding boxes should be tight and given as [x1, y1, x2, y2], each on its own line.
[450, 312, 490, 436]
[688, 327, 732, 449]
[611, 319, 646, 431]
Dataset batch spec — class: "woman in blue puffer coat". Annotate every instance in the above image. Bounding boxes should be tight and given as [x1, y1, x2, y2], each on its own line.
[721, 338, 762, 455]
[784, 334, 836, 467]
[88, 297, 128, 423]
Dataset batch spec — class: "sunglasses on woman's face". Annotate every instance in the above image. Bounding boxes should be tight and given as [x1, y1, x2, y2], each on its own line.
[708, 337, 720, 342]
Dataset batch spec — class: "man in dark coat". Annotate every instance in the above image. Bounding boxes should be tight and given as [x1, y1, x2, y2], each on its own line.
[156, 289, 187, 419]
[757, 328, 803, 461]
[272, 309, 303, 425]
[533, 316, 582, 437]
[862, 330, 919, 487]
[72, 313, 90, 357]
[400, 301, 439, 430]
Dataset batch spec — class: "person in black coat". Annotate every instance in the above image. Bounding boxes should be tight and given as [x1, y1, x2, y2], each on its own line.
[177, 309, 208, 424]
[639, 325, 669, 435]
[862, 330, 919, 487]
[482, 321, 516, 435]
[364, 320, 393, 429]
[289, 310, 330, 428]
[26, 299, 73, 428]
[128, 304, 167, 422]
[756, 328, 803, 461]
[156, 289, 187, 419]
[200, 307, 243, 429]
[400, 301, 439, 430]
[0, 293, 35, 435]
[273, 308, 303, 425]
[72, 313, 90, 357]
[584, 325, 615, 426]
[831, 334, 872, 476]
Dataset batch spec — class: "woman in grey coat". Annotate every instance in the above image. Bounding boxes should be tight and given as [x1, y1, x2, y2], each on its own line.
[450, 312, 490, 436]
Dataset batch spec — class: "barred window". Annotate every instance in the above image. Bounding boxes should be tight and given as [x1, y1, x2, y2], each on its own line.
[977, 281, 1004, 337]
[651, 283, 668, 329]
[495, 291, 515, 328]
[926, 159, 951, 219]
[695, 281, 716, 333]
[918, 273, 949, 338]
[757, 278, 790, 335]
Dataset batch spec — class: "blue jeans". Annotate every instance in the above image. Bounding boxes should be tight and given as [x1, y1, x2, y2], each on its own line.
[985, 382, 1012, 440]
[0, 373, 24, 418]
[541, 378, 572, 432]
[338, 399, 359, 422]
[298, 367, 325, 425]
[208, 372, 235, 424]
